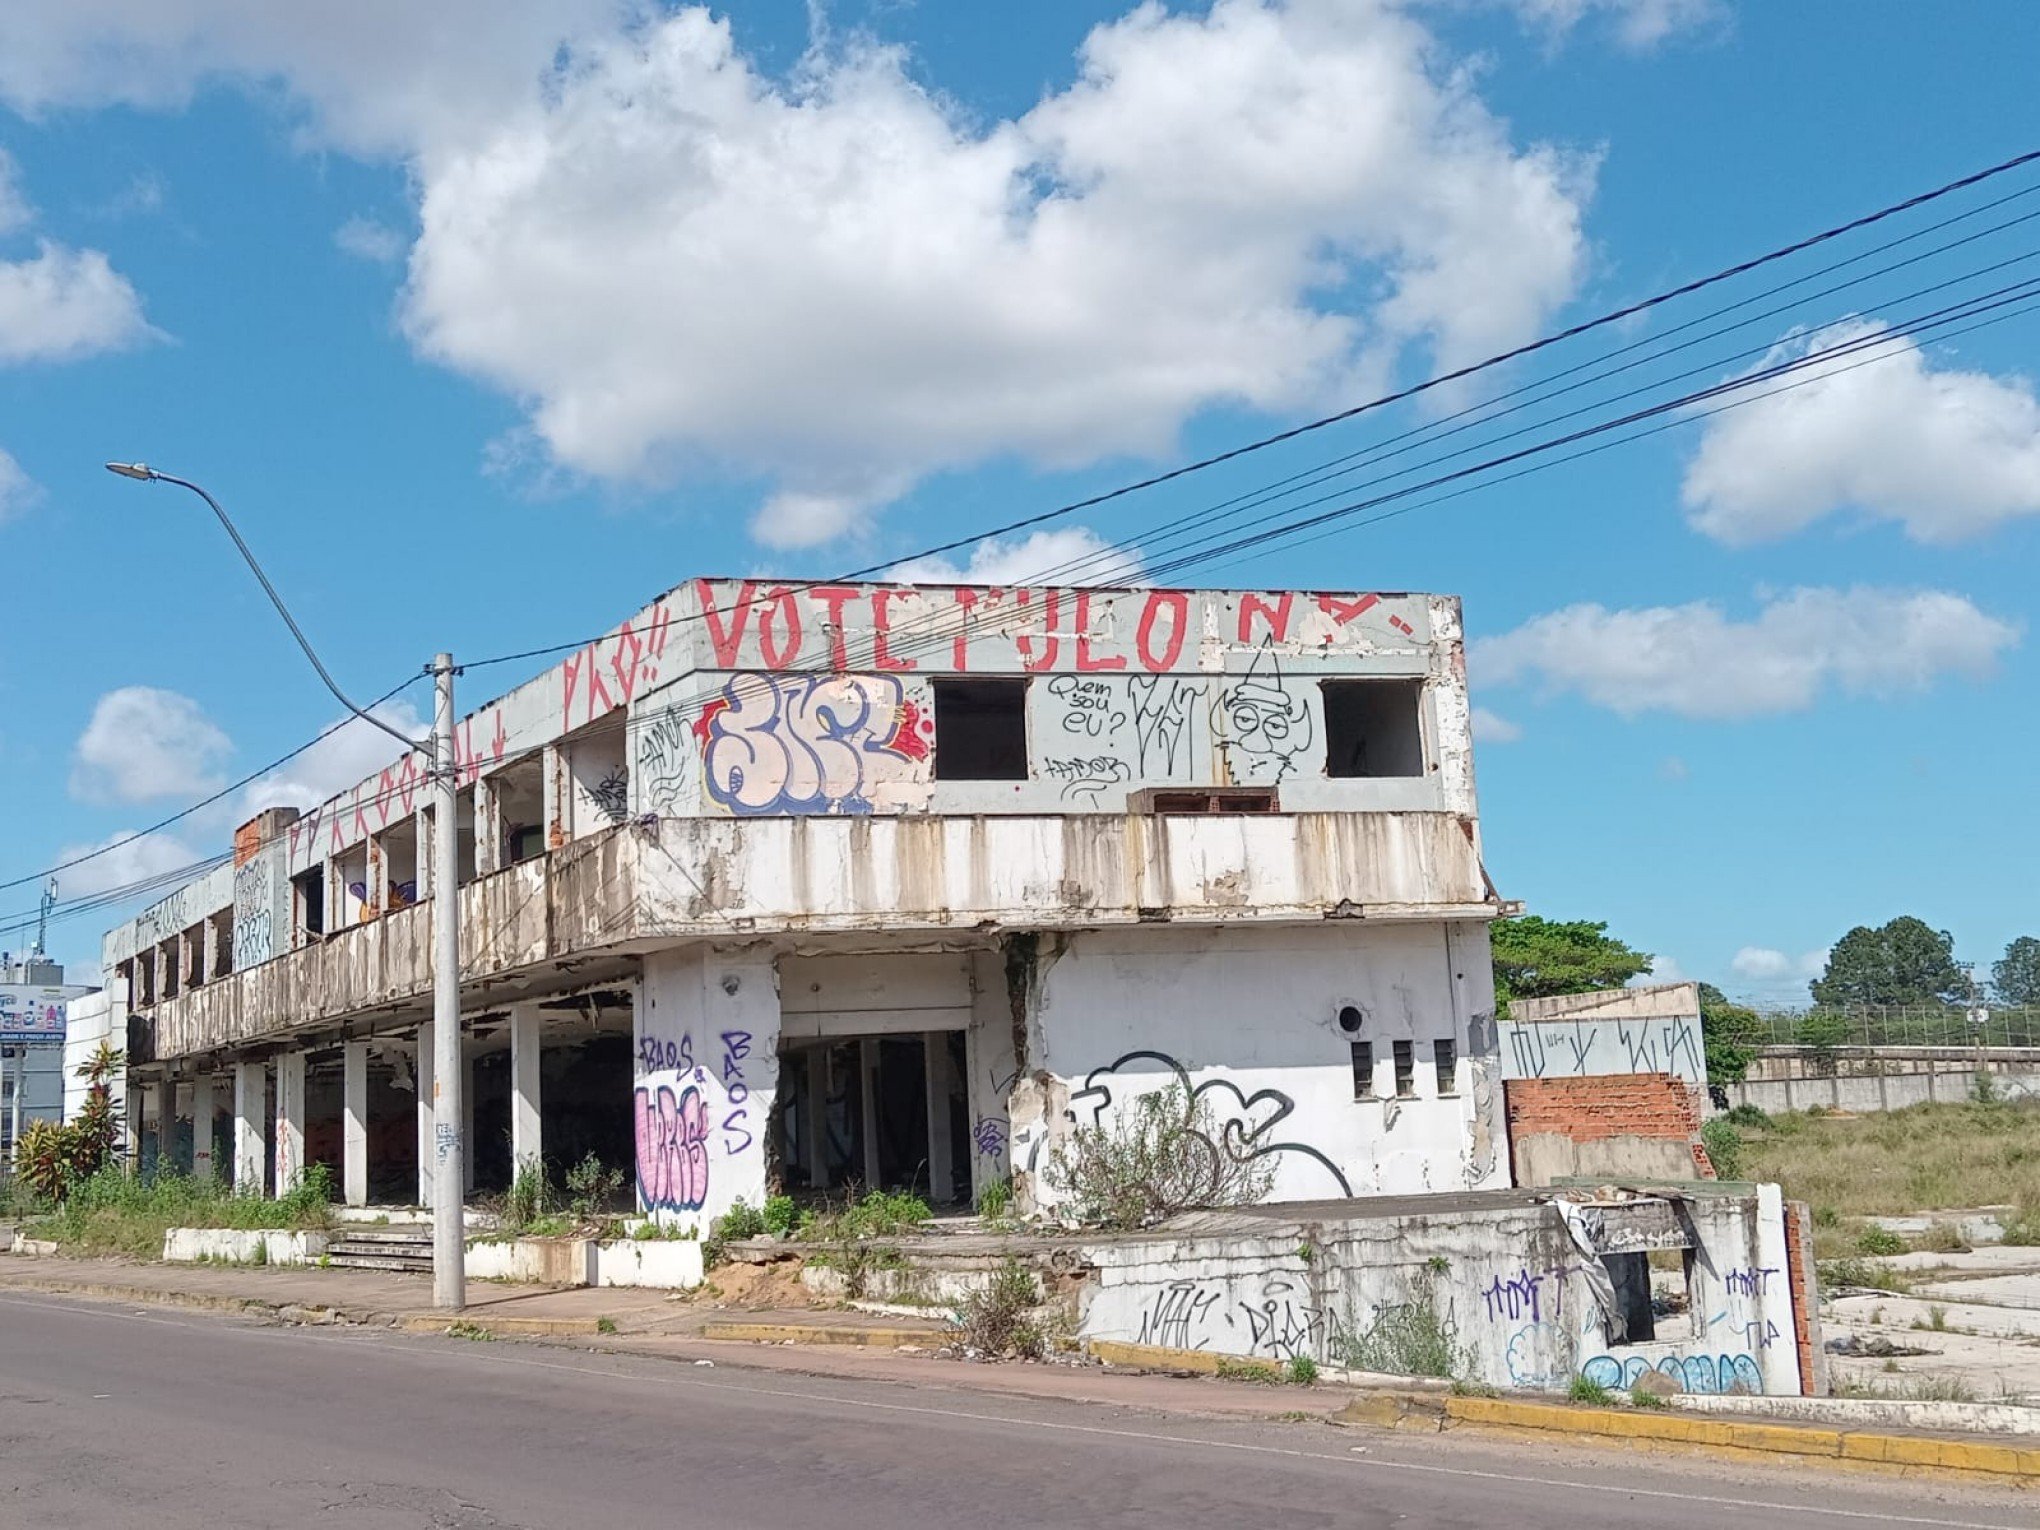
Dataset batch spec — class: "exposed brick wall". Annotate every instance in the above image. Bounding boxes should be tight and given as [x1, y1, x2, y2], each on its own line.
[1503, 1072, 1706, 1146]
[1783, 1198, 1825, 1395]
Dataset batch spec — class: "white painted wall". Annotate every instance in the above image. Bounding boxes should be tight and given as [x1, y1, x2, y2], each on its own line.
[1008, 922, 1507, 1210]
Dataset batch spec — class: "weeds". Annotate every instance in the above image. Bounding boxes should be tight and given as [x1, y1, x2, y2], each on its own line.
[1285, 1355, 1319, 1386]
[1047, 1084, 1273, 1230]
[563, 1153, 626, 1219]
[975, 1179, 1012, 1222]
[505, 1159, 553, 1232]
[1628, 1387, 1670, 1409]
[1698, 1117, 1744, 1180]
[1335, 1276, 1469, 1380]
[954, 1258, 1045, 1358]
[596, 1316, 618, 1336]
[1817, 1257, 1912, 1294]
[1855, 1225, 1908, 1257]
[762, 1194, 806, 1238]
[34, 1164, 334, 1260]
[1834, 1375, 1978, 1402]
[445, 1319, 495, 1342]
[1214, 1357, 1282, 1384]
[1567, 1374, 1615, 1407]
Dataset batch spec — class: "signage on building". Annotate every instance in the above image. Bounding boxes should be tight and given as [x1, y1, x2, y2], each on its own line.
[0, 986, 67, 1040]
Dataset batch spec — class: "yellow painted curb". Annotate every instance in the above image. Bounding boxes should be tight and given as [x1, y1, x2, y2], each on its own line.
[399, 1315, 602, 1337]
[1086, 1340, 1281, 1380]
[702, 1320, 946, 1349]
[1438, 1396, 2037, 1482]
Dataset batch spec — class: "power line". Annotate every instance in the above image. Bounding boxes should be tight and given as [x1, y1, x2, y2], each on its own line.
[459, 146, 2040, 679]
[0, 673, 427, 897]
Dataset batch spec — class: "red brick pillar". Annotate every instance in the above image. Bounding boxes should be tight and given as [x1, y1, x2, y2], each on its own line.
[1782, 1198, 1826, 1395]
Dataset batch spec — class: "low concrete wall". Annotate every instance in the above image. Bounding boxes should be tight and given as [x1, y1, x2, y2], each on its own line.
[465, 1238, 595, 1285]
[162, 1229, 332, 1265]
[593, 1239, 703, 1289]
[1075, 1187, 1808, 1397]
[1722, 1068, 2040, 1114]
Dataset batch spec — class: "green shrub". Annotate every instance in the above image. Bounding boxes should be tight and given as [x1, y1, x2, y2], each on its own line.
[505, 1159, 553, 1231]
[762, 1194, 806, 1238]
[1285, 1355, 1319, 1386]
[1568, 1374, 1614, 1407]
[1046, 1084, 1272, 1230]
[1699, 1118, 1743, 1181]
[954, 1258, 1045, 1358]
[563, 1153, 626, 1219]
[1854, 1224, 1907, 1257]
[975, 1178, 1013, 1221]
[1723, 1104, 1771, 1130]
[1335, 1276, 1468, 1380]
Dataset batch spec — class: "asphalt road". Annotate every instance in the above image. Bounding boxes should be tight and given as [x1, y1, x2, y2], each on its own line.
[0, 1292, 2031, 1529]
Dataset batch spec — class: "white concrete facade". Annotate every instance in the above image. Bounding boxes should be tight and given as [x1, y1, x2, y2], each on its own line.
[95, 579, 1509, 1224]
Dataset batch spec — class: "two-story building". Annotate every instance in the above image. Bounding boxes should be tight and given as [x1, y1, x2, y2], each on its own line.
[100, 578, 1509, 1228]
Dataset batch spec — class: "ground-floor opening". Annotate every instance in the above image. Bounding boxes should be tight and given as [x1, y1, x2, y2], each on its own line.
[774, 1032, 969, 1206]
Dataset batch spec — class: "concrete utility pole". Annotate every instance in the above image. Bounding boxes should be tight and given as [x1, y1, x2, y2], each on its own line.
[104, 462, 465, 1307]
[430, 653, 465, 1311]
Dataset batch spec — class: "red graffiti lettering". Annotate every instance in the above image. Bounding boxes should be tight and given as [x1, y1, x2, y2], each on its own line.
[645, 600, 672, 658]
[1317, 592, 1380, 628]
[871, 588, 917, 672]
[608, 620, 644, 704]
[1015, 589, 1062, 672]
[697, 579, 758, 669]
[950, 588, 978, 671]
[758, 587, 802, 669]
[810, 586, 858, 670]
[1239, 592, 1294, 644]
[1136, 590, 1190, 671]
[1074, 592, 1126, 671]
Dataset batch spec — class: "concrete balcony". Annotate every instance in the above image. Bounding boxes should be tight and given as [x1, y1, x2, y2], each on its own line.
[143, 810, 1495, 1062]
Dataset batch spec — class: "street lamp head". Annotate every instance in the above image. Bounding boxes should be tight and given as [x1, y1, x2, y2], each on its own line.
[105, 461, 157, 482]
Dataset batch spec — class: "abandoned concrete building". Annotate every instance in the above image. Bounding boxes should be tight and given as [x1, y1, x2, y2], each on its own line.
[98, 578, 1520, 1224]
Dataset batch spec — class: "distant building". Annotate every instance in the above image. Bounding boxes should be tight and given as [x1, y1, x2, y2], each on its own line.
[1, 952, 94, 1161]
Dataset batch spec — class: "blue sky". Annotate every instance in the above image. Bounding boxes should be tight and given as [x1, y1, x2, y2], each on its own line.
[1, 1, 2036, 1000]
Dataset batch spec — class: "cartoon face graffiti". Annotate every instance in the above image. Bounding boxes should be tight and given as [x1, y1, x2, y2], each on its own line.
[1213, 646, 1311, 783]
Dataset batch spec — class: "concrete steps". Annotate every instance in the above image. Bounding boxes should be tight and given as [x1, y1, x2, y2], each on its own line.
[326, 1227, 433, 1274]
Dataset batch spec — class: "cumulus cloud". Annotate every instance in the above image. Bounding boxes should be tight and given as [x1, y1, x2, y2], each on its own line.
[1629, 954, 1687, 988]
[0, 241, 154, 365]
[1504, 0, 1725, 50]
[888, 526, 1145, 587]
[334, 214, 405, 263]
[397, 2, 1589, 545]
[1729, 945, 1829, 998]
[1683, 319, 2040, 545]
[1473, 586, 2020, 719]
[0, 447, 41, 523]
[239, 699, 428, 815]
[1470, 706, 1522, 743]
[71, 687, 234, 804]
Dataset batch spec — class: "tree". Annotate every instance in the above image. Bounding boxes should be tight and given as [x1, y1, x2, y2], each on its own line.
[1808, 917, 1966, 1007]
[1697, 983, 1765, 1085]
[13, 1042, 125, 1204]
[1992, 936, 2040, 1007]
[1490, 917, 1651, 1010]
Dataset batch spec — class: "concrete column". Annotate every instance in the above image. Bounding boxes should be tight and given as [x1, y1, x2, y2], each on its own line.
[274, 1050, 306, 1193]
[190, 1075, 215, 1182]
[806, 1048, 830, 1191]
[233, 1060, 267, 1193]
[859, 1038, 882, 1190]
[510, 1008, 542, 1171]
[924, 1032, 954, 1205]
[415, 1023, 434, 1208]
[143, 1079, 171, 1174]
[542, 743, 567, 851]
[415, 806, 436, 899]
[343, 1041, 370, 1207]
[474, 777, 502, 876]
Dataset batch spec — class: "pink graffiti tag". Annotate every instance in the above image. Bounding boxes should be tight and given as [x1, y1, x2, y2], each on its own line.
[635, 1085, 710, 1212]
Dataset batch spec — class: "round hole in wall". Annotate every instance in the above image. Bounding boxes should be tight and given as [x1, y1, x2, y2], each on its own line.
[1336, 1004, 1364, 1035]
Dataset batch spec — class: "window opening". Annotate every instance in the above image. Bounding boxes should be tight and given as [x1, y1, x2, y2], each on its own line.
[1433, 1038, 1457, 1094]
[932, 679, 1028, 781]
[1392, 1040, 1415, 1098]
[1322, 680, 1426, 778]
[1350, 1041, 1374, 1100]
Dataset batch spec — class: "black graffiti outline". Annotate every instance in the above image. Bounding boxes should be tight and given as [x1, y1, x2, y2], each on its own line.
[1068, 1050, 1354, 1198]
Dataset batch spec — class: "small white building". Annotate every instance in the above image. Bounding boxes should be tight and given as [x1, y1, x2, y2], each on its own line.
[98, 578, 1510, 1224]
[2, 954, 93, 1161]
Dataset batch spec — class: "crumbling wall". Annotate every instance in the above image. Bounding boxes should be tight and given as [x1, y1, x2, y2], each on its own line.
[1503, 1073, 1713, 1186]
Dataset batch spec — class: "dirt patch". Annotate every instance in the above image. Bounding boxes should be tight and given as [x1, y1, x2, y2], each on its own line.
[691, 1257, 815, 1310]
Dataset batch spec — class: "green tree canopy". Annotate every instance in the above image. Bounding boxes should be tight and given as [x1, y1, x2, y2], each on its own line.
[1491, 916, 1651, 1008]
[1993, 936, 2040, 1007]
[1809, 916, 1966, 1007]
[1697, 982, 1765, 1085]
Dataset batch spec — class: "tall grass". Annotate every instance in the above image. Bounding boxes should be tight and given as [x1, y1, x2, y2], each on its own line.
[36, 1165, 334, 1260]
[1736, 1099, 2040, 1231]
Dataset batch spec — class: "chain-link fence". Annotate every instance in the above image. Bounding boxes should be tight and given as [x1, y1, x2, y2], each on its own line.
[1743, 1004, 2040, 1051]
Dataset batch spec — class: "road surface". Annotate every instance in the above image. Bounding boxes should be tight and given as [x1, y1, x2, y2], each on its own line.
[0, 1290, 2029, 1528]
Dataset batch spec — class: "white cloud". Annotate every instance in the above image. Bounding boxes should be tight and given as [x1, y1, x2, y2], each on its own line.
[1683, 319, 2040, 545]
[1473, 586, 2020, 719]
[1658, 755, 1688, 781]
[334, 214, 405, 263]
[0, 239, 154, 363]
[239, 699, 428, 815]
[1470, 706, 1522, 743]
[396, 2, 1590, 545]
[1629, 954, 1686, 988]
[70, 687, 233, 804]
[1729, 945, 1829, 997]
[0, 149, 33, 235]
[49, 827, 208, 899]
[0, 447, 41, 523]
[1504, 0, 1725, 50]
[888, 526, 1145, 587]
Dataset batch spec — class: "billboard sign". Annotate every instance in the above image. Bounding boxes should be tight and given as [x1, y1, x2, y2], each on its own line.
[0, 986, 67, 1041]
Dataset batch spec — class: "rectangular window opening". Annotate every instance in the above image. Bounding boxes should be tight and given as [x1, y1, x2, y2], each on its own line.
[932, 678, 1028, 781]
[1433, 1038, 1457, 1095]
[292, 868, 325, 944]
[1603, 1250, 1697, 1347]
[1349, 1041, 1374, 1100]
[1137, 787, 1279, 814]
[1392, 1039, 1415, 1098]
[1322, 679, 1426, 779]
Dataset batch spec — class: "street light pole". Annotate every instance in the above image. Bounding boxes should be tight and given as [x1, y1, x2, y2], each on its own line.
[105, 462, 465, 1309]
[430, 652, 465, 1311]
